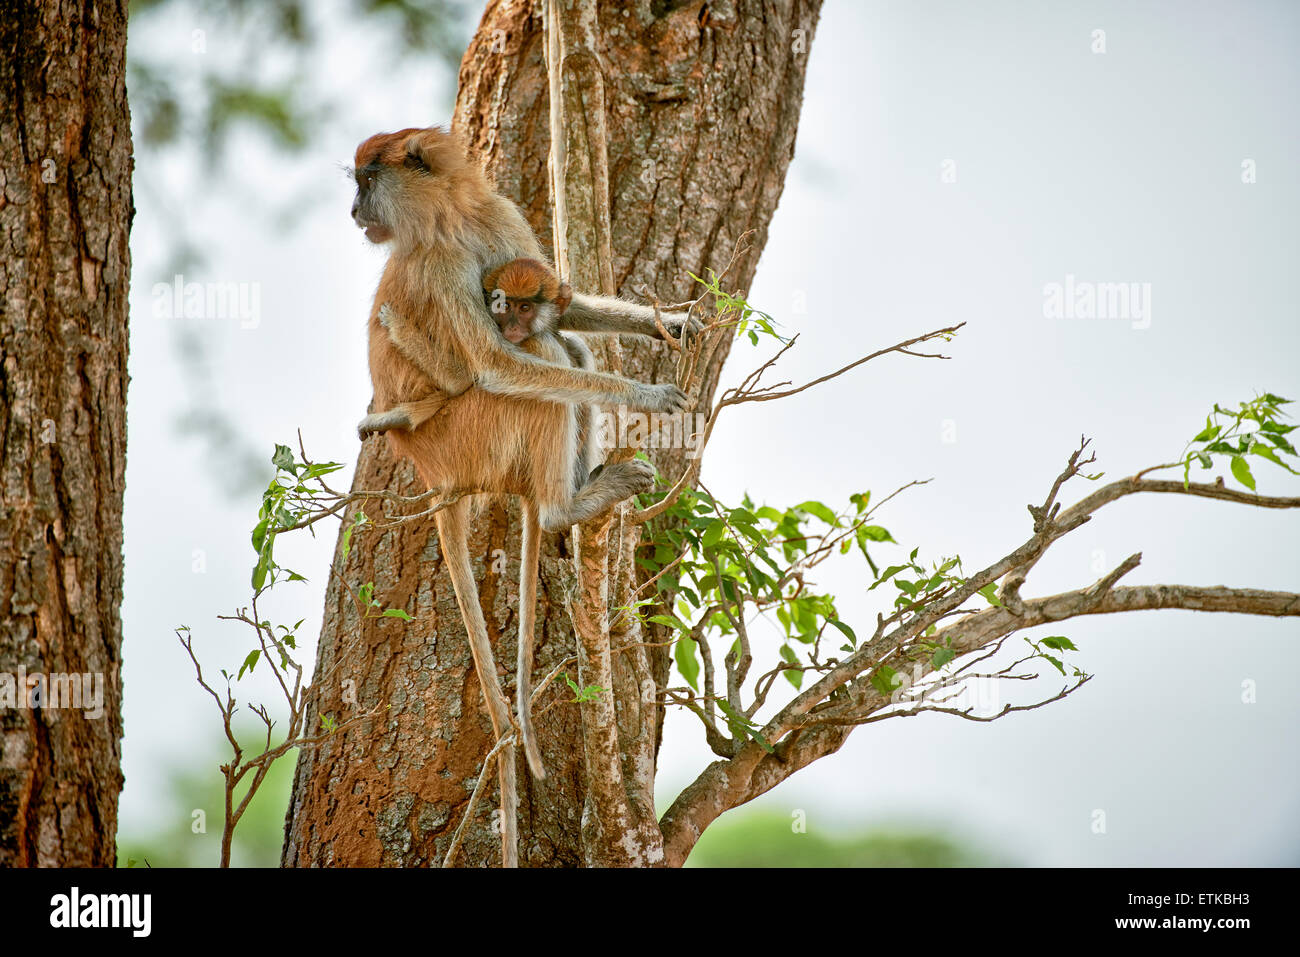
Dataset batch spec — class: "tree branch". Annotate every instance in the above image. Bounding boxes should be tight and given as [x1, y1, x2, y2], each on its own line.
[658, 431, 1300, 865]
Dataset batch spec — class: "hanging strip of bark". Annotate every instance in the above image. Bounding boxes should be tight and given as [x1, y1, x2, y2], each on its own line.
[546, 0, 662, 867]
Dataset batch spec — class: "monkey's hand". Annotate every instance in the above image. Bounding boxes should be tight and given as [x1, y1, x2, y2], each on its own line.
[357, 408, 413, 439]
[659, 311, 703, 342]
[633, 382, 690, 415]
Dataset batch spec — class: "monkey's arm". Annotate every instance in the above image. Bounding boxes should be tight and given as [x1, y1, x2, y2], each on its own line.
[380, 298, 688, 413]
[557, 292, 701, 340]
[474, 337, 687, 411]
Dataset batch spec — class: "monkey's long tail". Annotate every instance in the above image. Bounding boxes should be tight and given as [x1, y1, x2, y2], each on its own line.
[517, 501, 547, 780]
[437, 499, 519, 867]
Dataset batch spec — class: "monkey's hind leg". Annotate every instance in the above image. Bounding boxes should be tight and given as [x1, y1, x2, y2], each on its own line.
[516, 501, 545, 779]
[435, 497, 519, 867]
[558, 334, 599, 489]
[538, 459, 657, 533]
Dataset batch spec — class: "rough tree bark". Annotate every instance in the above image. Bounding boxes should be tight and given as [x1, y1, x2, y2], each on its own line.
[283, 0, 821, 866]
[0, 0, 132, 866]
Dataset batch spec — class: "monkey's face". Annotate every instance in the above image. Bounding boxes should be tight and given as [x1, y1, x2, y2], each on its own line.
[350, 127, 475, 245]
[489, 295, 548, 345]
[482, 258, 571, 345]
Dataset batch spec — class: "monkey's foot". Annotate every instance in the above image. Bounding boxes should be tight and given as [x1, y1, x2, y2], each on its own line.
[609, 459, 657, 496]
[540, 460, 657, 532]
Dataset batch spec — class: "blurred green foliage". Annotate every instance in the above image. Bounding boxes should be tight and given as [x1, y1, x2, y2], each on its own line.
[116, 727, 296, 868]
[686, 811, 1011, 868]
[129, 0, 470, 158]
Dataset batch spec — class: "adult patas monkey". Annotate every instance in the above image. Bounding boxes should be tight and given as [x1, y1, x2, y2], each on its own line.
[350, 127, 695, 866]
[359, 257, 599, 795]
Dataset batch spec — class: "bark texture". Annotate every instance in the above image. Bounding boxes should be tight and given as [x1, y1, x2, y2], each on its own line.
[283, 0, 820, 867]
[0, 0, 132, 866]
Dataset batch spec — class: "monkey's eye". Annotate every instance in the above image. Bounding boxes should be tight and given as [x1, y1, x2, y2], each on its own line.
[404, 151, 429, 173]
[355, 169, 370, 190]
[519, 303, 534, 314]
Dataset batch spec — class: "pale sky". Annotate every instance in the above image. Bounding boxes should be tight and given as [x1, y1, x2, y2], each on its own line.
[120, 0, 1299, 864]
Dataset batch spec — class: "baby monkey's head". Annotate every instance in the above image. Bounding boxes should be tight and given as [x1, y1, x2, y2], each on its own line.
[482, 258, 573, 345]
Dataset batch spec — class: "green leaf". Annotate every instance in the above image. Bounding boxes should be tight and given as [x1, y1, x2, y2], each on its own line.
[779, 644, 803, 689]
[1040, 635, 1078, 651]
[869, 665, 900, 697]
[1261, 432, 1297, 455]
[237, 649, 260, 679]
[715, 699, 775, 753]
[1230, 454, 1256, 491]
[271, 444, 296, 473]
[1192, 421, 1221, 443]
[648, 614, 691, 634]
[1249, 442, 1297, 473]
[251, 517, 270, 553]
[827, 618, 857, 648]
[251, 547, 271, 591]
[869, 564, 908, 590]
[381, 608, 413, 621]
[302, 461, 344, 479]
[1259, 421, 1297, 437]
[701, 520, 726, 548]
[796, 500, 838, 525]
[977, 582, 1003, 607]
[674, 637, 700, 690]
[931, 647, 956, 670]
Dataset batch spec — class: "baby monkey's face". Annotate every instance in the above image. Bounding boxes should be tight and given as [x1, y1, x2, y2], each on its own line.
[491, 295, 544, 344]
[482, 258, 572, 346]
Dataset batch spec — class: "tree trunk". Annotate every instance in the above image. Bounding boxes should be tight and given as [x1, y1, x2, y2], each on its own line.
[0, 0, 132, 866]
[283, 0, 820, 867]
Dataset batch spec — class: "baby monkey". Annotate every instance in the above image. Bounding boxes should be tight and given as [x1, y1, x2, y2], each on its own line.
[359, 257, 600, 488]
[483, 258, 599, 487]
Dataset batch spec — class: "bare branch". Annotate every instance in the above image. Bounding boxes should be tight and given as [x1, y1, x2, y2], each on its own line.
[720, 323, 964, 407]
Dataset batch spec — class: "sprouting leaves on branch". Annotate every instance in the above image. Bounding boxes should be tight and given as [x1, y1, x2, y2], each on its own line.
[688, 267, 785, 345]
[179, 439, 429, 865]
[1179, 393, 1297, 491]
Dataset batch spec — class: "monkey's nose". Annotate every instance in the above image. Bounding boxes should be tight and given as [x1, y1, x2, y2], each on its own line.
[350, 197, 360, 221]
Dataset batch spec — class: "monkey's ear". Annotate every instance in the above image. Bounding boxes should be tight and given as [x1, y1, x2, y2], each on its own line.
[403, 128, 465, 177]
[554, 283, 573, 316]
[403, 139, 430, 173]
